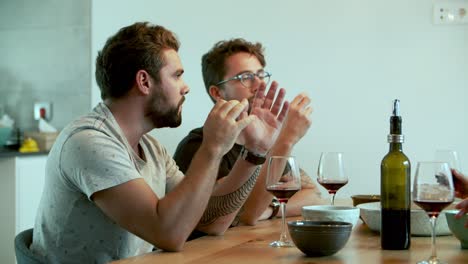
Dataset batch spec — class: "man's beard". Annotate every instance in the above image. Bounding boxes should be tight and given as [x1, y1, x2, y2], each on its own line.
[152, 105, 182, 128]
[146, 93, 184, 128]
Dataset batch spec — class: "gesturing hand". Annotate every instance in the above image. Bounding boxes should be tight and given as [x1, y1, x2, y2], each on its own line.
[452, 169, 468, 226]
[276, 92, 313, 146]
[203, 99, 255, 157]
[452, 169, 468, 199]
[242, 81, 289, 155]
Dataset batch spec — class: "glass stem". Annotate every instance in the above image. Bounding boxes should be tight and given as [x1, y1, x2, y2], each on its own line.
[279, 202, 288, 243]
[430, 216, 438, 260]
[331, 193, 336, 205]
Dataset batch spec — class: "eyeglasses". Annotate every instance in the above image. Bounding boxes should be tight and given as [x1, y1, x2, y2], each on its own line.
[215, 70, 271, 88]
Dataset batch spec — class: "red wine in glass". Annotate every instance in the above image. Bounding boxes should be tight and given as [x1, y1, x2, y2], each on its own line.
[317, 179, 348, 194]
[266, 155, 301, 248]
[413, 161, 455, 264]
[266, 186, 300, 203]
[413, 200, 452, 218]
[317, 152, 347, 205]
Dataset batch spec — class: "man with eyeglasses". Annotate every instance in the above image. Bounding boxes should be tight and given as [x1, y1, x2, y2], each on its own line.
[174, 38, 323, 239]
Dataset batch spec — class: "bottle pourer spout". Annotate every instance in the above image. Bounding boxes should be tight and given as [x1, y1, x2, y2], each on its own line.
[392, 99, 400, 116]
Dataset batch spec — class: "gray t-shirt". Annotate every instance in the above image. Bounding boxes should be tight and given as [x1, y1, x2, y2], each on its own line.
[30, 102, 184, 263]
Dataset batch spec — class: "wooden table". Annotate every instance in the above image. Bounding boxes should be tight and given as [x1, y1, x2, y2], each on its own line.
[110, 218, 467, 264]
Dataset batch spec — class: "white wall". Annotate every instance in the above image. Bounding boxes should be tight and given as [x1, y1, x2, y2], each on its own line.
[91, 0, 468, 198]
[0, 0, 91, 131]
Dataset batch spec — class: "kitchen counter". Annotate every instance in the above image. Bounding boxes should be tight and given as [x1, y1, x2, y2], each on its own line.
[0, 147, 49, 158]
[0, 154, 48, 263]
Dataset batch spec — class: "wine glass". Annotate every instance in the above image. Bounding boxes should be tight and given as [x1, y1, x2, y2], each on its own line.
[317, 152, 348, 205]
[435, 149, 462, 172]
[266, 155, 301, 247]
[413, 161, 455, 264]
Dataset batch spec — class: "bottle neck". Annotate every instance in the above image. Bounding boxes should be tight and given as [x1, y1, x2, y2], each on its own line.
[390, 116, 402, 134]
[389, 142, 403, 152]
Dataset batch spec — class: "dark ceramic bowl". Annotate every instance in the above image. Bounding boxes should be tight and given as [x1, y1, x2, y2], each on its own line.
[350, 194, 380, 207]
[288, 220, 352, 256]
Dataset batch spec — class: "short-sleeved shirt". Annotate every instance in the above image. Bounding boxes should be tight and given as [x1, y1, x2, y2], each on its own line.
[30, 102, 184, 264]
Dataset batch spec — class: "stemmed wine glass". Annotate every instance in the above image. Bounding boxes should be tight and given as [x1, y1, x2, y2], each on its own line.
[413, 161, 455, 264]
[265, 155, 301, 247]
[317, 152, 348, 205]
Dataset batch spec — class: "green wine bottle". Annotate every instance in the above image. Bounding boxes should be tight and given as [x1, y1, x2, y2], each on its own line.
[380, 99, 411, 250]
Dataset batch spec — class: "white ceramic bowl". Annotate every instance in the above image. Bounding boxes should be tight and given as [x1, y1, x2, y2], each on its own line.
[445, 210, 468, 249]
[357, 202, 451, 236]
[302, 205, 360, 229]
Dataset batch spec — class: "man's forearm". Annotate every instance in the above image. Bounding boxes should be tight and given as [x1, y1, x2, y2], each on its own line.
[199, 167, 261, 225]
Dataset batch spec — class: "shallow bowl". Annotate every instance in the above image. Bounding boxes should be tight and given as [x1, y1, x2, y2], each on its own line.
[357, 202, 452, 236]
[351, 194, 381, 207]
[302, 205, 360, 229]
[288, 220, 352, 256]
[445, 210, 468, 249]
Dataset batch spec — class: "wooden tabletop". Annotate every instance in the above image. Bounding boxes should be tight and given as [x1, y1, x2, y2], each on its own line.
[110, 217, 467, 264]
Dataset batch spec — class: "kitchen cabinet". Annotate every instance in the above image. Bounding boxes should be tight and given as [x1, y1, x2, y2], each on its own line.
[0, 155, 47, 264]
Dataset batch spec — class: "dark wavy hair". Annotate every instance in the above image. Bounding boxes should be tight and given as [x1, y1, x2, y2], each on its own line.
[95, 22, 180, 100]
[201, 38, 266, 102]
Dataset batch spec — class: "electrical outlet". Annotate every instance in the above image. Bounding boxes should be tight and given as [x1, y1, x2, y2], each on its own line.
[433, 2, 468, 24]
[34, 102, 52, 121]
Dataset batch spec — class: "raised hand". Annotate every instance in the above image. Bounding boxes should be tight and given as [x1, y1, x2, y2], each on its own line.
[243, 81, 289, 155]
[452, 169, 468, 226]
[203, 99, 255, 156]
[276, 92, 313, 146]
[452, 169, 468, 199]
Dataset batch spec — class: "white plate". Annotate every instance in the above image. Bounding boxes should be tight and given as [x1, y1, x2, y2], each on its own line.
[357, 202, 451, 236]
